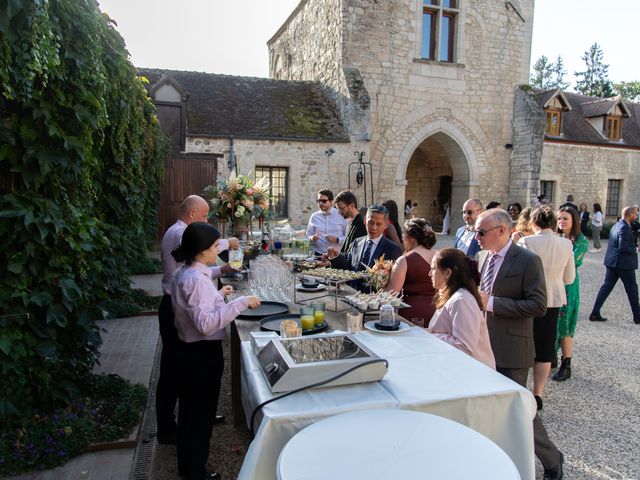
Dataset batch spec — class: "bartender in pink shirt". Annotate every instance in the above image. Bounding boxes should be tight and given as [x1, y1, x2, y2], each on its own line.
[170, 222, 260, 480]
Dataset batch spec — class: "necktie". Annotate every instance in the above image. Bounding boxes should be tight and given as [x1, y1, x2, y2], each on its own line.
[480, 253, 498, 294]
[360, 239, 374, 268]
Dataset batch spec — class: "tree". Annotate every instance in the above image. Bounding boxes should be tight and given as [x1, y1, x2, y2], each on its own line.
[0, 0, 165, 417]
[529, 55, 569, 90]
[574, 43, 614, 98]
[614, 81, 640, 102]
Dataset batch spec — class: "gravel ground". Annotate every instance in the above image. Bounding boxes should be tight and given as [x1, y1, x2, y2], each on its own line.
[151, 236, 640, 480]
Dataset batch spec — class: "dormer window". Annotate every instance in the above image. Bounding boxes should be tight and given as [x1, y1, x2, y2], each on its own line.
[421, 0, 459, 63]
[543, 96, 567, 135]
[604, 115, 621, 141]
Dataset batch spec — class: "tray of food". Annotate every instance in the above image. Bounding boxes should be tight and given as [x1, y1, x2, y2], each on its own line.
[302, 267, 368, 282]
[343, 292, 410, 312]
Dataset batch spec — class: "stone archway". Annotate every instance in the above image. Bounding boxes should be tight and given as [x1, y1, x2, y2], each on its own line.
[397, 125, 476, 232]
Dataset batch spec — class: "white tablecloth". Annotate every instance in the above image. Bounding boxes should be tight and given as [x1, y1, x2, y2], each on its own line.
[238, 327, 536, 480]
[277, 409, 521, 480]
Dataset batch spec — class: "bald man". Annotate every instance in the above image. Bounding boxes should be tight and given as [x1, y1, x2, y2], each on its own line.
[454, 198, 483, 257]
[156, 195, 238, 444]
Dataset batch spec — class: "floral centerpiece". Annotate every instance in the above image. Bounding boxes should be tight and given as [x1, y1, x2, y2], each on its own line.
[365, 255, 394, 291]
[204, 171, 270, 235]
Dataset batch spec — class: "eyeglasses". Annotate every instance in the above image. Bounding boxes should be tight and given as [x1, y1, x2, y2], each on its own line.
[474, 226, 501, 237]
[461, 209, 479, 216]
[317, 199, 330, 204]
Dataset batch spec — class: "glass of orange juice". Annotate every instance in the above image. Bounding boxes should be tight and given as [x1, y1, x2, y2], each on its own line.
[300, 306, 315, 330]
[312, 303, 326, 326]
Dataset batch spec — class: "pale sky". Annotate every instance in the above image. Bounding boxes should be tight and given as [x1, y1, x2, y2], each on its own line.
[98, 0, 639, 88]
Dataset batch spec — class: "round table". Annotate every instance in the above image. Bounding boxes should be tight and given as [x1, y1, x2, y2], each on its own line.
[276, 409, 521, 480]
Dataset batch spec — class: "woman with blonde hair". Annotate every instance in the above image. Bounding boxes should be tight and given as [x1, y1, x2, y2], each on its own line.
[511, 206, 533, 242]
[427, 248, 495, 368]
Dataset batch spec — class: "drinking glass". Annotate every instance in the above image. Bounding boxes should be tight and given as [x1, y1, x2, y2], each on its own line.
[280, 319, 302, 338]
[300, 306, 315, 331]
[379, 304, 397, 327]
[228, 247, 244, 270]
[312, 302, 326, 326]
[411, 317, 425, 328]
[346, 311, 363, 333]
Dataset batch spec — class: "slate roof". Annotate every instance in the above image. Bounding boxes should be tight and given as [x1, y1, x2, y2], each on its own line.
[138, 68, 349, 142]
[533, 89, 640, 147]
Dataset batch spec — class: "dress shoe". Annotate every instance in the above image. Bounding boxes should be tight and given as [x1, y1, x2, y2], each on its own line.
[589, 314, 607, 322]
[213, 414, 225, 425]
[634, 318, 640, 324]
[534, 395, 543, 411]
[543, 452, 564, 480]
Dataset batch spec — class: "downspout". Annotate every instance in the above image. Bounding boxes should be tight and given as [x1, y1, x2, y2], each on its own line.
[228, 137, 237, 174]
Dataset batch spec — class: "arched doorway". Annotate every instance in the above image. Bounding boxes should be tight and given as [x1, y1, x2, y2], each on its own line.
[403, 132, 471, 233]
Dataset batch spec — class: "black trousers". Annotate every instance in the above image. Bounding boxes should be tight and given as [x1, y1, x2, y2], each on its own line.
[156, 294, 179, 438]
[176, 339, 224, 480]
[497, 367, 563, 471]
[591, 267, 640, 319]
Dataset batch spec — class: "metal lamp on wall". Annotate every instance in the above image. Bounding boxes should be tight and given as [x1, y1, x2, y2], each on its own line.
[348, 151, 373, 207]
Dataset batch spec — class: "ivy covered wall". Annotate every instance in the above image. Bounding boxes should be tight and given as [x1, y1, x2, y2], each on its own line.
[0, 0, 166, 416]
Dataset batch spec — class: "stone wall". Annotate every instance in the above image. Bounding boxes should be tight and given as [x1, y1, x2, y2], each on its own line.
[185, 136, 360, 227]
[540, 142, 640, 218]
[509, 86, 545, 207]
[268, 0, 536, 231]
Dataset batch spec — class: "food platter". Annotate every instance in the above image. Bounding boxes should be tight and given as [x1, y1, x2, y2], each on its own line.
[343, 292, 410, 313]
[302, 267, 368, 282]
[259, 313, 328, 335]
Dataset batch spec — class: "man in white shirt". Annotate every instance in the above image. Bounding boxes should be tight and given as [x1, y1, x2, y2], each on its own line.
[157, 195, 238, 444]
[306, 189, 347, 256]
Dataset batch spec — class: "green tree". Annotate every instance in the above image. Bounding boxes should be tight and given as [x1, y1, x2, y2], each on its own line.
[574, 43, 614, 98]
[614, 81, 640, 102]
[530, 55, 569, 90]
[0, 0, 165, 417]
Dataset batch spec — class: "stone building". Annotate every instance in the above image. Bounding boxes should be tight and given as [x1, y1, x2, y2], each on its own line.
[144, 0, 639, 232]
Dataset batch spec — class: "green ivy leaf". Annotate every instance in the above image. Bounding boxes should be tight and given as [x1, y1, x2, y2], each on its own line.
[30, 291, 54, 306]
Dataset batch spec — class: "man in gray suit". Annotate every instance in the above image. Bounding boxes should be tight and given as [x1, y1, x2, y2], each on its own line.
[475, 208, 564, 480]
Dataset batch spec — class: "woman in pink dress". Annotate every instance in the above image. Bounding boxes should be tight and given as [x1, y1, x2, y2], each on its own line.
[428, 248, 495, 369]
[385, 218, 437, 325]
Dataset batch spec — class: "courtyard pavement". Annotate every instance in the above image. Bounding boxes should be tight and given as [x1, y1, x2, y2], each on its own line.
[9, 235, 640, 479]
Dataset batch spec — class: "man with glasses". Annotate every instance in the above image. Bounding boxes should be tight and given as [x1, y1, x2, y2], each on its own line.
[327, 205, 402, 291]
[306, 189, 347, 256]
[454, 198, 483, 257]
[475, 209, 564, 480]
[334, 190, 367, 254]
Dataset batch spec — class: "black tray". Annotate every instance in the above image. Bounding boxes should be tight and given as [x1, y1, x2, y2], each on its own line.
[237, 301, 289, 320]
[259, 313, 328, 335]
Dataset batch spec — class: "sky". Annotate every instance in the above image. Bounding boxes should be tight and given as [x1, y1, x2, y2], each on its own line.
[97, 0, 640, 88]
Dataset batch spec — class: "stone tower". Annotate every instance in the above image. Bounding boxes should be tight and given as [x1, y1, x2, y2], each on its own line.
[269, 0, 535, 229]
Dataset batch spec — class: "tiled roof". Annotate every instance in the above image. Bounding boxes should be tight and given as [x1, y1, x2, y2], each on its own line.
[138, 68, 349, 142]
[533, 89, 640, 147]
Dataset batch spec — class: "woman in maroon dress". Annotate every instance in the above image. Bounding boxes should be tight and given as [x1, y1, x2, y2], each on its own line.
[385, 218, 437, 325]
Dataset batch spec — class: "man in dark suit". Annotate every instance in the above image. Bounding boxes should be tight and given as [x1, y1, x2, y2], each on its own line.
[327, 205, 402, 291]
[475, 208, 564, 480]
[589, 206, 640, 324]
[334, 190, 367, 254]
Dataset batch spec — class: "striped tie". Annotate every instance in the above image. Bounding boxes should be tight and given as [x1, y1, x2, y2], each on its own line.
[480, 254, 498, 294]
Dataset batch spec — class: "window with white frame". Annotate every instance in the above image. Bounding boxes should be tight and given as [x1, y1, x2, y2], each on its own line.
[421, 0, 459, 63]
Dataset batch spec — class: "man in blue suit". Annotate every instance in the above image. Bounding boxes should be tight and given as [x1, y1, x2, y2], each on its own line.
[327, 204, 402, 291]
[454, 198, 483, 257]
[589, 206, 640, 324]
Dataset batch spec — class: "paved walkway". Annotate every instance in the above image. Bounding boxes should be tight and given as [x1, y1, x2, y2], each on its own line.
[9, 275, 163, 480]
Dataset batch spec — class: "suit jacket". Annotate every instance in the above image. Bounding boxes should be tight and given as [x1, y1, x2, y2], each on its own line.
[340, 213, 368, 254]
[331, 235, 402, 271]
[605, 219, 638, 270]
[518, 230, 575, 308]
[478, 243, 547, 369]
[454, 226, 481, 257]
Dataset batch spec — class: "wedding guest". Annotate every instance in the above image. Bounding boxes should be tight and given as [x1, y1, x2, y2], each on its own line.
[385, 218, 437, 324]
[454, 198, 483, 257]
[553, 207, 588, 381]
[507, 202, 522, 223]
[590, 203, 603, 252]
[578, 203, 590, 237]
[382, 199, 403, 247]
[428, 248, 495, 368]
[171, 222, 260, 480]
[306, 189, 347, 256]
[518, 206, 575, 409]
[511, 206, 533, 242]
[404, 199, 413, 220]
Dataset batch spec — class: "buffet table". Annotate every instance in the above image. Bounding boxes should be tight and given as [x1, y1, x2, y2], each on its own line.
[236, 322, 536, 480]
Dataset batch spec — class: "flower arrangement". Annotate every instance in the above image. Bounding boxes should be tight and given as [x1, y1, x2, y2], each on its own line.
[204, 171, 270, 229]
[365, 255, 394, 291]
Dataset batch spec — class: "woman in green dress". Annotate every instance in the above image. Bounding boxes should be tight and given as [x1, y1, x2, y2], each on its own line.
[553, 206, 588, 381]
